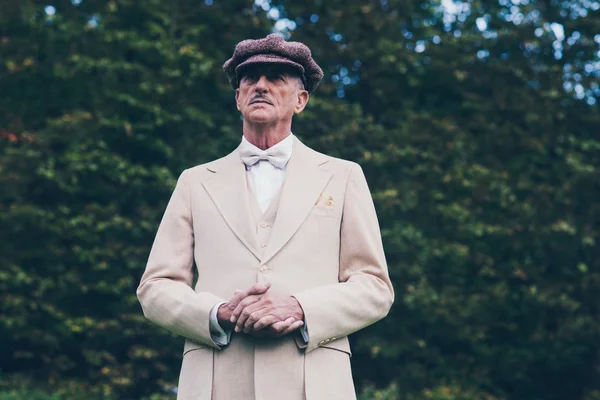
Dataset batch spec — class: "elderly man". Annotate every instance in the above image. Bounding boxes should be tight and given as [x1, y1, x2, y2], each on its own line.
[137, 34, 394, 400]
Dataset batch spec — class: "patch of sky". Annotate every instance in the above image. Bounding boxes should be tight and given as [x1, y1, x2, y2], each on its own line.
[72, 0, 83, 5]
[403, 30, 413, 39]
[254, 0, 271, 11]
[524, 9, 541, 23]
[590, 63, 599, 77]
[566, 31, 581, 46]
[327, 29, 344, 43]
[310, 14, 319, 23]
[205, 0, 213, 5]
[561, 0, 597, 19]
[432, 35, 441, 44]
[513, 13, 524, 24]
[439, 0, 471, 30]
[584, 63, 595, 74]
[87, 15, 100, 28]
[477, 49, 490, 59]
[476, 17, 487, 31]
[44, 5, 56, 15]
[574, 84, 585, 99]
[483, 31, 498, 39]
[415, 41, 426, 53]
[550, 23, 564, 41]
[337, 89, 345, 98]
[563, 81, 573, 92]
[267, 8, 280, 20]
[273, 19, 296, 33]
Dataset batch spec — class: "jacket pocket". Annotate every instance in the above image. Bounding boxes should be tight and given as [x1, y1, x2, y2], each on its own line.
[183, 339, 211, 356]
[319, 336, 352, 357]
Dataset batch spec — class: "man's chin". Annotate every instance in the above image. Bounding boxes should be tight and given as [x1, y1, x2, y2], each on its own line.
[245, 112, 275, 124]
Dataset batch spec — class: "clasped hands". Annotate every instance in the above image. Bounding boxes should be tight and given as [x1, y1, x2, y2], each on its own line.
[217, 282, 304, 338]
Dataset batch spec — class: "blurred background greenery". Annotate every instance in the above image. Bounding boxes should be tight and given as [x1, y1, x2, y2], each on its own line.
[1, 0, 599, 399]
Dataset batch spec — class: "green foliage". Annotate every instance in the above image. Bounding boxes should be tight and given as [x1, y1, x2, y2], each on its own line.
[1, 0, 599, 399]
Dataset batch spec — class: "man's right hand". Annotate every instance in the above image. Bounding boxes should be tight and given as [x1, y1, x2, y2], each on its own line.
[216, 282, 271, 330]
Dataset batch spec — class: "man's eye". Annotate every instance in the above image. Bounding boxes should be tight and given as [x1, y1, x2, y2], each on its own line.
[268, 73, 284, 81]
[241, 73, 258, 83]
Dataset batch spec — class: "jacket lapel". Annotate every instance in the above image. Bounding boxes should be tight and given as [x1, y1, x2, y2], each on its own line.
[202, 150, 262, 260]
[261, 139, 332, 265]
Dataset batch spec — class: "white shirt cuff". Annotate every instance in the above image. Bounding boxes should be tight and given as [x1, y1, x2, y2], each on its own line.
[209, 301, 232, 346]
[300, 322, 309, 343]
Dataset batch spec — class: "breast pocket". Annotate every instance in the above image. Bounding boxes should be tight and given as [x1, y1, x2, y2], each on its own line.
[310, 205, 339, 219]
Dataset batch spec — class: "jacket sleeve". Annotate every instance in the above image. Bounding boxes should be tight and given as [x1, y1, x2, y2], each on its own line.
[136, 169, 225, 349]
[292, 163, 394, 353]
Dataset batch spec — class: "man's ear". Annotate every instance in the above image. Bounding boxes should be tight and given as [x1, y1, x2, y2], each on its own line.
[294, 90, 309, 114]
[235, 89, 241, 111]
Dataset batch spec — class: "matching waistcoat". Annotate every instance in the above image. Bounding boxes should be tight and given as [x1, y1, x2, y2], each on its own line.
[211, 174, 305, 400]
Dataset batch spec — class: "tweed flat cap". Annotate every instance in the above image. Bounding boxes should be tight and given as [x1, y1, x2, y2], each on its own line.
[223, 33, 324, 93]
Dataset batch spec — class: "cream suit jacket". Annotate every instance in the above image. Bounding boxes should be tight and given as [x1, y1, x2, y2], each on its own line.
[137, 138, 394, 400]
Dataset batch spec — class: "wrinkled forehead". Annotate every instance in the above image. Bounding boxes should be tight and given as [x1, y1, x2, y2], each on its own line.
[237, 63, 303, 81]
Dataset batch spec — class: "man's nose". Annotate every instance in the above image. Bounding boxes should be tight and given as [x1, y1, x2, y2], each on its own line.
[254, 75, 269, 92]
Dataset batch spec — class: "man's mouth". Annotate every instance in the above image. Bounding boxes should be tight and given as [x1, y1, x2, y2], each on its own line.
[250, 99, 272, 105]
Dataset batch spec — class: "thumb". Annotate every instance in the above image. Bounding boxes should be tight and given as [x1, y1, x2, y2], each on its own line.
[249, 281, 271, 294]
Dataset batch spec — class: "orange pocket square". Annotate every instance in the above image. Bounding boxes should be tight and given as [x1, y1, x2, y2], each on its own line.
[315, 192, 335, 207]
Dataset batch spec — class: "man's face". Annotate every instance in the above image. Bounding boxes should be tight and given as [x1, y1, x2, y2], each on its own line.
[235, 64, 309, 125]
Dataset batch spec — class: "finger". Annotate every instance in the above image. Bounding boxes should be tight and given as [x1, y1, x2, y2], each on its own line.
[228, 283, 270, 310]
[245, 282, 271, 296]
[280, 320, 304, 336]
[230, 294, 262, 323]
[253, 315, 281, 331]
[236, 302, 267, 333]
[243, 308, 271, 333]
[268, 317, 296, 335]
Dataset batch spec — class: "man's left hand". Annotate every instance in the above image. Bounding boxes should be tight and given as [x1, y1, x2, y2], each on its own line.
[230, 291, 304, 334]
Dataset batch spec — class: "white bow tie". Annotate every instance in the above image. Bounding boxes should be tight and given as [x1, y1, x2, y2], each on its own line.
[239, 142, 291, 169]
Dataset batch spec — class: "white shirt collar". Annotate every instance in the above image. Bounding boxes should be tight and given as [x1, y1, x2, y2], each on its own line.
[239, 133, 294, 168]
